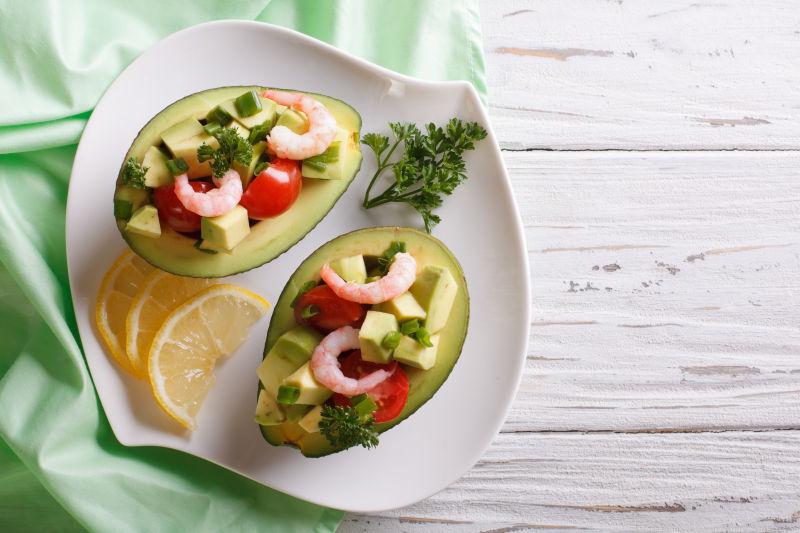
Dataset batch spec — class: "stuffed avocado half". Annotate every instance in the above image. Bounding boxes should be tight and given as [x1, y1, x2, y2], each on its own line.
[113, 86, 362, 277]
[255, 227, 469, 457]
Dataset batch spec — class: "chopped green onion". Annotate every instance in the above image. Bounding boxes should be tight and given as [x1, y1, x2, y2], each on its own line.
[277, 385, 300, 405]
[400, 319, 419, 336]
[203, 122, 222, 136]
[113, 199, 133, 220]
[253, 160, 269, 176]
[301, 304, 320, 319]
[248, 122, 271, 144]
[206, 106, 233, 126]
[351, 394, 377, 419]
[303, 160, 327, 172]
[291, 280, 318, 307]
[305, 142, 341, 165]
[414, 327, 433, 347]
[382, 331, 401, 349]
[165, 158, 188, 176]
[193, 240, 218, 255]
[235, 90, 262, 117]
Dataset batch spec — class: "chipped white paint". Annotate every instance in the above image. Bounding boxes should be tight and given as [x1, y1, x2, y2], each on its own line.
[343, 1, 800, 530]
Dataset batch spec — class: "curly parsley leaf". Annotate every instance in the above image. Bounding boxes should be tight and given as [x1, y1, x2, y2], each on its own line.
[197, 127, 252, 179]
[377, 241, 407, 275]
[361, 118, 487, 233]
[319, 405, 379, 450]
[121, 157, 148, 189]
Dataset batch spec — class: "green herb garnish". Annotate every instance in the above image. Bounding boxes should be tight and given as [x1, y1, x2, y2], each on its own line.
[377, 241, 406, 274]
[277, 385, 300, 405]
[165, 158, 188, 176]
[414, 326, 433, 347]
[362, 119, 487, 232]
[382, 331, 401, 349]
[121, 157, 148, 189]
[291, 280, 318, 307]
[400, 319, 420, 336]
[197, 127, 252, 179]
[319, 405, 379, 450]
[301, 304, 320, 319]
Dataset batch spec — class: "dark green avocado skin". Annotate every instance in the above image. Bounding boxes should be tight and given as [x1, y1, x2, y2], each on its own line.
[258, 227, 470, 457]
[115, 86, 362, 278]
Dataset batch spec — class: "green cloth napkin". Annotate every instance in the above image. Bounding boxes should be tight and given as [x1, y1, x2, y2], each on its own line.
[0, 1, 485, 532]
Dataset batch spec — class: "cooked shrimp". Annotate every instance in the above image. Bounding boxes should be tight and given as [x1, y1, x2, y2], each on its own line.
[320, 252, 417, 304]
[174, 170, 242, 217]
[261, 89, 337, 160]
[310, 326, 394, 396]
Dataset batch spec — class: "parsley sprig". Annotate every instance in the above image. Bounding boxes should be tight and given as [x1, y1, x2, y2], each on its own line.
[197, 127, 252, 179]
[319, 405, 379, 450]
[121, 157, 148, 189]
[362, 119, 487, 232]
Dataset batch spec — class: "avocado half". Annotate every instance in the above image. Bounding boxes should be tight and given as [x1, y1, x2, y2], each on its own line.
[114, 86, 363, 277]
[259, 227, 469, 457]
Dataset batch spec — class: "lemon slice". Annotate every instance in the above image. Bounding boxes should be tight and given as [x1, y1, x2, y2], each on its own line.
[126, 271, 214, 377]
[148, 284, 270, 429]
[95, 251, 154, 376]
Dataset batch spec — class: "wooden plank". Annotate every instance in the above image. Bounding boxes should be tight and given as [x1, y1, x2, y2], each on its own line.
[342, 431, 800, 532]
[481, 0, 800, 150]
[505, 150, 800, 432]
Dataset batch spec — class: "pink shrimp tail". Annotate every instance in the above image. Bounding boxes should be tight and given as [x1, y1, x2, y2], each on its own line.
[320, 252, 417, 304]
[310, 326, 394, 396]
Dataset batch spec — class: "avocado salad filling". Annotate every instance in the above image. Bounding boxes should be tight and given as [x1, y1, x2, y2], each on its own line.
[114, 86, 362, 277]
[255, 228, 468, 456]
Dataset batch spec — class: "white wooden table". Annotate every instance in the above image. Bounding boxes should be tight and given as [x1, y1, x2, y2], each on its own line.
[342, 1, 800, 530]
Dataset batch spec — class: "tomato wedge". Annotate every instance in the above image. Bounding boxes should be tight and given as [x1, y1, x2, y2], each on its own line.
[294, 285, 366, 332]
[240, 158, 302, 219]
[332, 351, 409, 423]
[153, 181, 212, 233]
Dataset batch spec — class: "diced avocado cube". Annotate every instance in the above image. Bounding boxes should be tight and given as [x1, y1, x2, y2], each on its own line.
[142, 146, 172, 187]
[282, 362, 332, 405]
[114, 185, 149, 210]
[254, 389, 285, 426]
[171, 133, 218, 178]
[374, 292, 427, 322]
[359, 311, 399, 364]
[257, 326, 323, 397]
[277, 384, 300, 405]
[161, 118, 204, 151]
[282, 422, 308, 442]
[410, 265, 458, 333]
[285, 404, 312, 423]
[196, 239, 231, 255]
[206, 104, 234, 126]
[125, 205, 161, 238]
[330, 254, 367, 284]
[234, 90, 262, 117]
[297, 405, 323, 433]
[237, 98, 277, 129]
[275, 108, 308, 134]
[200, 205, 250, 251]
[393, 334, 439, 370]
[302, 128, 352, 180]
[233, 141, 266, 189]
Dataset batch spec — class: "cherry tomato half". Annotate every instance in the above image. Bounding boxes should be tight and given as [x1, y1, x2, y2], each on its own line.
[240, 158, 302, 219]
[332, 351, 409, 423]
[153, 181, 211, 233]
[294, 285, 366, 332]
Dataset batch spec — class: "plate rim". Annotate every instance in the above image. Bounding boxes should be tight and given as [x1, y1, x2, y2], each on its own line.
[66, 19, 531, 513]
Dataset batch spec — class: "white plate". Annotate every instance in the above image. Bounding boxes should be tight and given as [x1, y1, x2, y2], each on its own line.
[67, 21, 529, 513]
